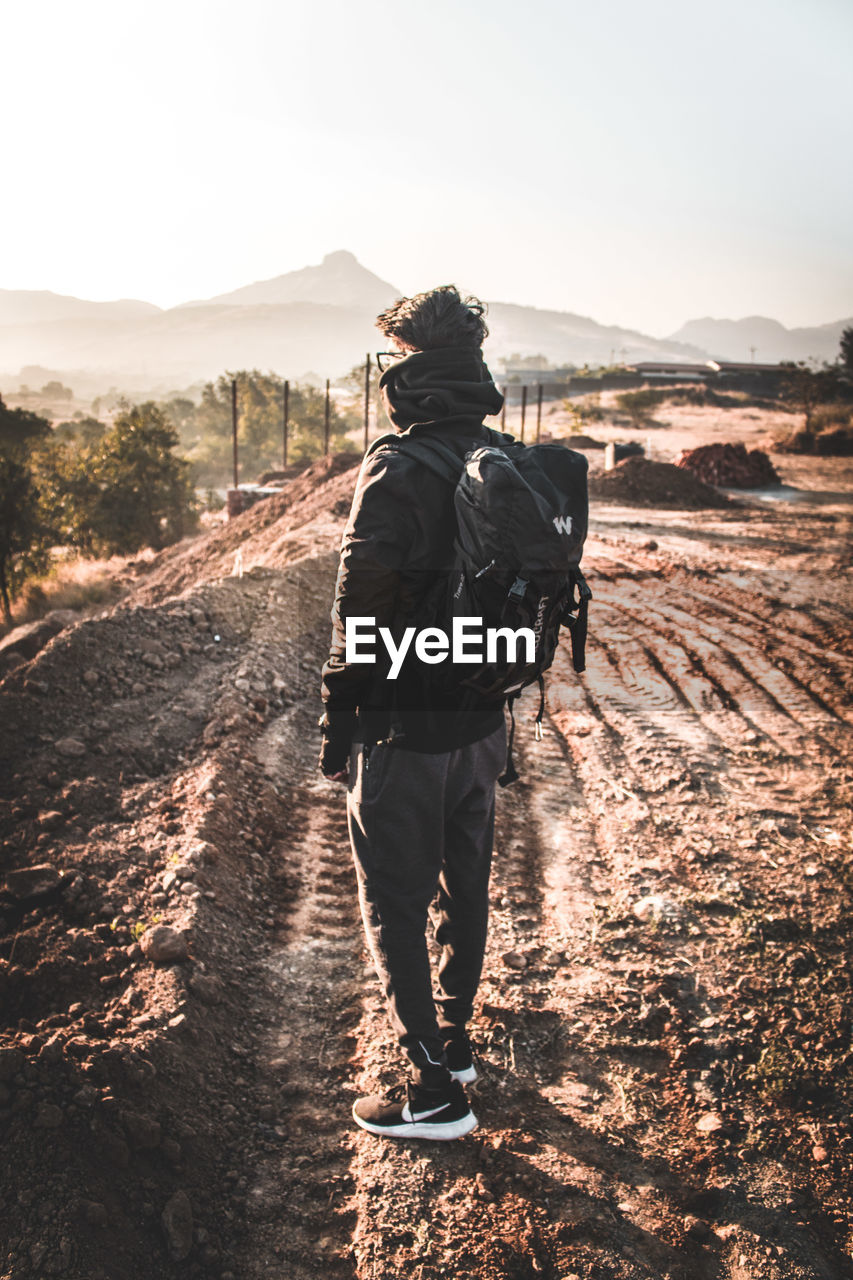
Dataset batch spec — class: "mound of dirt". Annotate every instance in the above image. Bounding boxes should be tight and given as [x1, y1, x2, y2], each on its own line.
[778, 426, 853, 457]
[588, 455, 730, 508]
[676, 441, 779, 488]
[130, 451, 361, 607]
[557, 434, 605, 450]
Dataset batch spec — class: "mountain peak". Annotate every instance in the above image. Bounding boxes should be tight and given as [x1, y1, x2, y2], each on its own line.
[321, 250, 358, 265]
[179, 252, 400, 313]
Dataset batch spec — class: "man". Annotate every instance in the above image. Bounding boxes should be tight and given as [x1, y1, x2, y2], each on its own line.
[319, 285, 508, 1140]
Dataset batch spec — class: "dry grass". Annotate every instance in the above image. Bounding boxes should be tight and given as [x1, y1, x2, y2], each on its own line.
[2, 554, 134, 640]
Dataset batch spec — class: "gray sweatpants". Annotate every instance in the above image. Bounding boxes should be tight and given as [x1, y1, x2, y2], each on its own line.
[346, 723, 506, 1086]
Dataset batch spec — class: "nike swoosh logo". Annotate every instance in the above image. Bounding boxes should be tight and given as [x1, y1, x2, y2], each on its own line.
[410, 1103, 452, 1121]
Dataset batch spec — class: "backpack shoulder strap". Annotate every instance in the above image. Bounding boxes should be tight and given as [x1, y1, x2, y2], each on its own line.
[368, 428, 516, 485]
[385, 435, 464, 486]
[484, 426, 517, 449]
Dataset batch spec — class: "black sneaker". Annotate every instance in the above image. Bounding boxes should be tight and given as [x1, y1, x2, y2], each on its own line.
[352, 1078, 477, 1140]
[443, 1030, 477, 1084]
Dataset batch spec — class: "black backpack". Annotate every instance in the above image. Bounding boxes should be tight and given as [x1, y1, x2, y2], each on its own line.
[370, 429, 591, 784]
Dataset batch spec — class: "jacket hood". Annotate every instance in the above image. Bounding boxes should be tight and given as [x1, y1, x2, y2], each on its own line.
[379, 346, 504, 433]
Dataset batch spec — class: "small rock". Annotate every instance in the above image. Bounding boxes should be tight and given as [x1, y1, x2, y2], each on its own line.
[502, 951, 527, 970]
[121, 1110, 162, 1149]
[684, 1214, 712, 1241]
[34, 1102, 64, 1129]
[475, 1172, 495, 1202]
[633, 894, 683, 924]
[82, 670, 99, 686]
[139, 925, 188, 965]
[188, 973, 222, 1004]
[55, 737, 86, 758]
[131, 682, 146, 696]
[812, 1145, 829, 1163]
[36, 810, 64, 830]
[162, 1190, 194, 1261]
[4, 864, 61, 902]
[696, 1112, 725, 1133]
[37, 1036, 64, 1065]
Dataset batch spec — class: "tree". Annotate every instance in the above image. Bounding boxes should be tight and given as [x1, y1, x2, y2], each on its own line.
[188, 371, 355, 484]
[40, 381, 73, 400]
[0, 397, 51, 454]
[0, 454, 52, 625]
[0, 396, 53, 625]
[53, 416, 107, 448]
[839, 327, 853, 379]
[74, 403, 199, 555]
[779, 362, 841, 430]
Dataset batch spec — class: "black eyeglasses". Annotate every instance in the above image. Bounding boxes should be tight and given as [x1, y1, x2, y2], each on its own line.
[376, 350, 408, 373]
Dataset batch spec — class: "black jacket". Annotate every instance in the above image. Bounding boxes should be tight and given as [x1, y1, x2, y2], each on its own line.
[321, 348, 507, 754]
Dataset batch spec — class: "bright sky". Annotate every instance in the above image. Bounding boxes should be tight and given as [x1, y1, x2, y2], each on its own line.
[3, 0, 851, 335]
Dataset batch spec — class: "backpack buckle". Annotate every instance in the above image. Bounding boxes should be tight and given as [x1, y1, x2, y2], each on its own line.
[508, 576, 528, 602]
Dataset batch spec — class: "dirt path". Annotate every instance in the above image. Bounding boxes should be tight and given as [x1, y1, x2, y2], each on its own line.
[2, 456, 852, 1280]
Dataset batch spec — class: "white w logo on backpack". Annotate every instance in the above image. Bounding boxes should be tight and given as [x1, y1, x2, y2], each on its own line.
[552, 514, 573, 535]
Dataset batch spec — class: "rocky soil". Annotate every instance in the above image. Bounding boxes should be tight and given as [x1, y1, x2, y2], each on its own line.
[1, 416, 852, 1280]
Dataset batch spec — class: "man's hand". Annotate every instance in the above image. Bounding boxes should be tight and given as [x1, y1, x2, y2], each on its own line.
[319, 718, 351, 782]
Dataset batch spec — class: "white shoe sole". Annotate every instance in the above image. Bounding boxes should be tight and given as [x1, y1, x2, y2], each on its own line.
[449, 1065, 477, 1084]
[352, 1105, 478, 1141]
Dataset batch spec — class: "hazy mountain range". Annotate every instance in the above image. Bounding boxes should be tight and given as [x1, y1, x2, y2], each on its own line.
[0, 251, 848, 394]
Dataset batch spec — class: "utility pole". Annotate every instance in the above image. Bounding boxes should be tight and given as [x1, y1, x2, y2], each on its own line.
[282, 379, 289, 469]
[500, 386, 507, 430]
[520, 384, 528, 443]
[536, 382, 543, 443]
[363, 353, 371, 452]
[324, 378, 331, 457]
[231, 378, 239, 489]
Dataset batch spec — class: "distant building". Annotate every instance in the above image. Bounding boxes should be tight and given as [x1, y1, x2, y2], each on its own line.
[631, 362, 710, 380]
[630, 359, 787, 393]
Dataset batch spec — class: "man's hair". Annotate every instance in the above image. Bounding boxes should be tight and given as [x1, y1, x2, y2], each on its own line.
[376, 285, 488, 352]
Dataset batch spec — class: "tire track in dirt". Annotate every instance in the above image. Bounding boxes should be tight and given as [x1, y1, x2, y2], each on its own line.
[593, 578, 847, 755]
[239, 773, 363, 1280]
